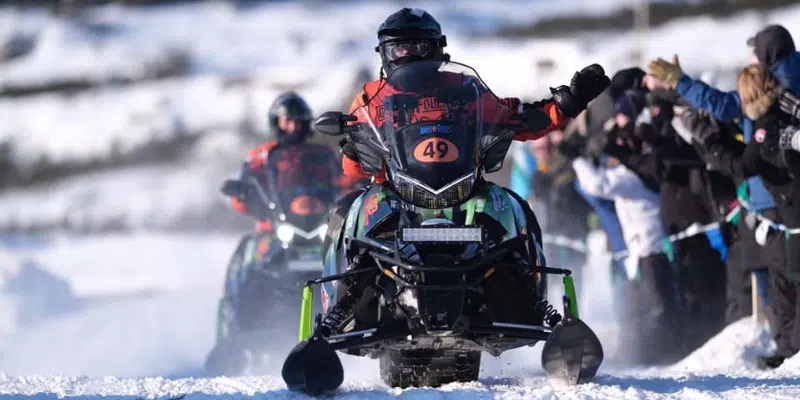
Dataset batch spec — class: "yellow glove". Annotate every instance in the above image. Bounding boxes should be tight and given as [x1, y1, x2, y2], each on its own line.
[648, 54, 684, 90]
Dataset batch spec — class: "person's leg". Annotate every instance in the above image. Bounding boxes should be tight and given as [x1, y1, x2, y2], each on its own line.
[725, 238, 753, 324]
[761, 228, 791, 369]
[765, 268, 795, 365]
[628, 253, 683, 365]
[675, 235, 727, 353]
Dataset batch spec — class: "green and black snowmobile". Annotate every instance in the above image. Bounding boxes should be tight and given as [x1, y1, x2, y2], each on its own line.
[206, 143, 341, 376]
[281, 61, 604, 394]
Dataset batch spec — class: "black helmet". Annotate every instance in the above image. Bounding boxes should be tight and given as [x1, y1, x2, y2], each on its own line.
[268, 91, 313, 145]
[375, 8, 448, 75]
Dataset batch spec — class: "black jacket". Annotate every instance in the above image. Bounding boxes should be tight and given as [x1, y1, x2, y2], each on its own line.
[607, 122, 733, 234]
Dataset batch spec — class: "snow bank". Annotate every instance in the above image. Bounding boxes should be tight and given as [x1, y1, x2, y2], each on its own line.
[667, 318, 775, 376]
[0, 233, 237, 378]
[0, 250, 77, 337]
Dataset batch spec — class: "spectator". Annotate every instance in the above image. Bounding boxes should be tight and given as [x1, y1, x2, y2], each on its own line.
[604, 89, 729, 351]
[572, 104, 681, 365]
[529, 131, 593, 269]
[648, 24, 800, 336]
[687, 63, 797, 368]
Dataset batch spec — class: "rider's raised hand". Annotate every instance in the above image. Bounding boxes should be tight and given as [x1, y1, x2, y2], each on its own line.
[551, 64, 611, 118]
[575, 64, 611, 102]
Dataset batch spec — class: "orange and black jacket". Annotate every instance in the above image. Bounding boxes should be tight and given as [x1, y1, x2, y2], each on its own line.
[342, 79, 571, 182]
[231, 139, 362, 231]
[231, 140, 279, 231]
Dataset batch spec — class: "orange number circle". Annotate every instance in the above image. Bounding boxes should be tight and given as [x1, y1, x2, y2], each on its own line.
[413, 138, 459, 163]
[290, 195, 325, 216]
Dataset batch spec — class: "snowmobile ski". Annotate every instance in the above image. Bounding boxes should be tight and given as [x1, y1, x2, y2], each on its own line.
[540, 290, 603, 385]
[281, 335, 344, 395]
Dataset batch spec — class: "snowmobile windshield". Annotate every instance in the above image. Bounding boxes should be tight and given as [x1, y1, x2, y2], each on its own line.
[352, 60, 517, 209]
[264, 144, 338, 234]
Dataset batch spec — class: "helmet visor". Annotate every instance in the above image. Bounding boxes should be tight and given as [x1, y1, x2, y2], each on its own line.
[381, 40, 433, 62]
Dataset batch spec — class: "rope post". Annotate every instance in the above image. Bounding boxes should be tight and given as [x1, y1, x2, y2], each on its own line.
[751, 272, 765, 324]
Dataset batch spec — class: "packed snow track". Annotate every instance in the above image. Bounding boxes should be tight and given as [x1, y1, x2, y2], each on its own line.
[1, 371, 800, 399]
[0, 233, 799, 399]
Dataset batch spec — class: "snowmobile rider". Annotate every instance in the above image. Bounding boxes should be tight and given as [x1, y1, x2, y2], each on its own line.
[337, 8, 609, 236]
[321, 8, 610, 337]
[223, 91, 318, 233]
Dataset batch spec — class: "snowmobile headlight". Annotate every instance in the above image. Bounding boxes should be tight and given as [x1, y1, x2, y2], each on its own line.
[401, 227, 483, 243]
[277, 224, 295, 243]
[392, 171, 476, 209]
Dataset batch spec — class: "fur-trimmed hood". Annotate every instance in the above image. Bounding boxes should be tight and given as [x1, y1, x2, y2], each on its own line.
[742, 85, 780, 121]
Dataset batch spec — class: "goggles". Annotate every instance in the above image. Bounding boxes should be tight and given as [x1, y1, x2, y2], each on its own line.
[381, 40, 434, 62]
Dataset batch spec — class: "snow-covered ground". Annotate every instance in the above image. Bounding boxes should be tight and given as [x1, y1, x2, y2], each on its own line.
[0, 232, 798, 399]
[2, 2, 800, 396]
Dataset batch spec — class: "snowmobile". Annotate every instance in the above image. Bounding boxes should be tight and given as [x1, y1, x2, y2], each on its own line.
[205, 143, 340, 376]
[281, 61, 604, 394]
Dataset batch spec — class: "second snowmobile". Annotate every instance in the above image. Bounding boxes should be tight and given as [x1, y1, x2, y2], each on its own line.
[205, 143, 340, 375]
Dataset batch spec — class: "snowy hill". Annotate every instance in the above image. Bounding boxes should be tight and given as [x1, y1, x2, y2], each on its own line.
[1, 1, 800, 232]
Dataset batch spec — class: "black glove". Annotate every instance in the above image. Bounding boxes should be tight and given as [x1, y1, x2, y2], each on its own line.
[221, 179, 248, 198]
[779, 90, 800, 119]
[339, 138, 359, 161]
[779, 125, 800, 151]
[757, 115, 791, 167]
[551, 64, 611, 118]
[680, 108, 720, 149]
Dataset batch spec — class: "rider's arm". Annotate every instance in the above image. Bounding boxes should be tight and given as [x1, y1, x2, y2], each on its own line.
[340, 92, 370, 179]
[341, 91, 389, 183]
[231, 141, 278, 214]
[502, 97, 571, 141]
[231, 162, 252, 214]
[505, 64, 609, 141]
